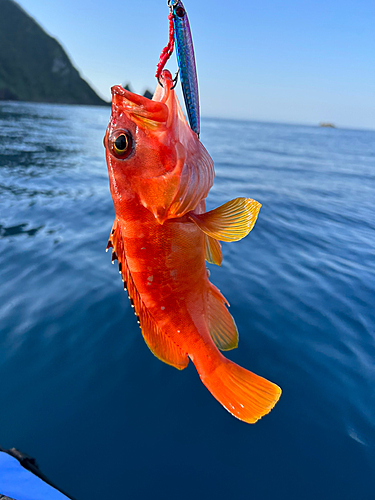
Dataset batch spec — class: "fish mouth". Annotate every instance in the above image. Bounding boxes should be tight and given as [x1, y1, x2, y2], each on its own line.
[111, 85, 168, 124]
[111, 71, 176, 125]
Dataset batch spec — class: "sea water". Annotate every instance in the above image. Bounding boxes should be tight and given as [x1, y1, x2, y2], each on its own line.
[0, 101, 374, 500]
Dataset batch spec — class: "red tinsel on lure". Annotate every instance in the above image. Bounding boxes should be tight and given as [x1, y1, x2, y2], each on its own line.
[155, 13, 175, 79]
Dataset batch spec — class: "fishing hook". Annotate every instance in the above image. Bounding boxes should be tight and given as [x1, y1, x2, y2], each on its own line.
[171, 70, 179, 89]
[157, 70, 179, 90]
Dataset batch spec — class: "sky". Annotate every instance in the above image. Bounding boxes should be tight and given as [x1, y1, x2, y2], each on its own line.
[14, 0, 375, 129]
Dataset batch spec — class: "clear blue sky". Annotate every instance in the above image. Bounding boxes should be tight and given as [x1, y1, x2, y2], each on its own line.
[16, 0, 375, 129]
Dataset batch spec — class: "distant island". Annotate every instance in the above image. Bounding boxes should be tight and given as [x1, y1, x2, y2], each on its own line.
[319, 122, 336, 128]
[0, 0, 107, 105]
[143, 90, 153, 100]
[123, 83, 153, 100]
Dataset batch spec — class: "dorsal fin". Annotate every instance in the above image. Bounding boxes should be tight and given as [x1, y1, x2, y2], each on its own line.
[189, 198, 261, 242]
[208, 284, 238, 351]
[107, 219, 189, 370]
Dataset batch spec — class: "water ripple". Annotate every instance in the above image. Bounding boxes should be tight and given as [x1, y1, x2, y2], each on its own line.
[0, 104, 374, 500]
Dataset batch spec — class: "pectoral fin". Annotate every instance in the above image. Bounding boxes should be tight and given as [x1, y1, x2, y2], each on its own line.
[208, 284, 238, 351]
[205, 235, 223, 266]
[189, 198, 261, 242]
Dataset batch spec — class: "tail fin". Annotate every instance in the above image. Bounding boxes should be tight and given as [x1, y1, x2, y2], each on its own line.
[197, 357, 281, 423]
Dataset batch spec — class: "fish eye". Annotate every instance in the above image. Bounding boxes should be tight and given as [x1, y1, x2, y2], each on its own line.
[109, 130, 133, 159]
[175, 6, 185, 17]
[114, 134, 128, 154]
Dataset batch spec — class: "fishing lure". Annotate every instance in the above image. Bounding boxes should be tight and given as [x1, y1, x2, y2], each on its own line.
[169, 0, 200, 136]
[156, 0, 200, 136]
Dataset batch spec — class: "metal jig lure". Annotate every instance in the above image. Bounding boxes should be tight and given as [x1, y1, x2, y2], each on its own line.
[156, 0, 200, 137]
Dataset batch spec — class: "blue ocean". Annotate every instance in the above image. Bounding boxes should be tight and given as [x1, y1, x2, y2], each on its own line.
[0, 101, 374, 499]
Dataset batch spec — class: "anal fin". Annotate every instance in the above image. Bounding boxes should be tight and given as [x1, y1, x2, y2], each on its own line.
[208, 284, 238, 351]
[189, 197, 261, 242]
[107, 219, 189, 370]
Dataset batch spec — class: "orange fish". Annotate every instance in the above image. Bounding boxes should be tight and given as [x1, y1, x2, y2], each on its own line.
[104, 70, 281, 423]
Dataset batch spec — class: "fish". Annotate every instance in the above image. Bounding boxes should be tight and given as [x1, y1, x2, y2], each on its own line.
[104, 70, 281, 423]
[168, 0, 200, 136]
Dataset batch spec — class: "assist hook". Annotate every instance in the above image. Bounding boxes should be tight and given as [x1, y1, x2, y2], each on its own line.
[157, 70, 179, 90]
[155, 1, 179, 90]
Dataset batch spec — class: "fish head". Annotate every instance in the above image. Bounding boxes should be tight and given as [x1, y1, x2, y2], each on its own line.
[104, 70, 214, 223]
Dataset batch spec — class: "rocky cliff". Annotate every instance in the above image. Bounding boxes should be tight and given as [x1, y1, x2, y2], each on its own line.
[0, 0, 107, 105]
